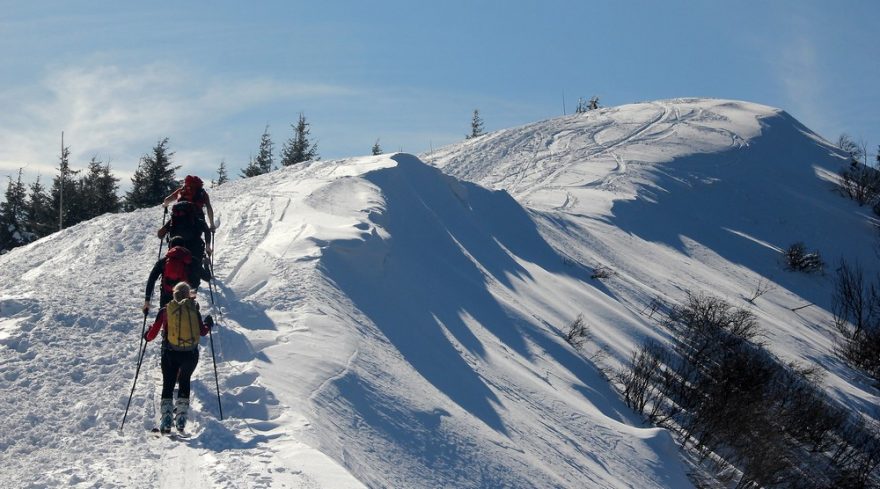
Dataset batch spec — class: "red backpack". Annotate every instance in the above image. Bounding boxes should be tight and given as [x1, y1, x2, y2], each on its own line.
[162, 246, 193, 293]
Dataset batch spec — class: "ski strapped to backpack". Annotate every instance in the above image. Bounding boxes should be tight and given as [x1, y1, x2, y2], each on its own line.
[165, 297, 201, 351]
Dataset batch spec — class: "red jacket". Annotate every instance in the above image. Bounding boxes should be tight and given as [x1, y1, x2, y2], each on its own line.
[145, 306, 210, 342]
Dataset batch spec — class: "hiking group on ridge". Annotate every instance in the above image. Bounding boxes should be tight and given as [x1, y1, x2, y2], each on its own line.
[132, 174, 220, 435]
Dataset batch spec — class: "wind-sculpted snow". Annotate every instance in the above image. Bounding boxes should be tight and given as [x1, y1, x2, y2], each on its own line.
[429, 98, 880, 425]
[0, 151, 693, 487]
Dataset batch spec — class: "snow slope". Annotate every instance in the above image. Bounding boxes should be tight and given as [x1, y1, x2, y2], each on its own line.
[0, 151, 693, 487]
[3, 97, 874, 488]
[428, 98, 880, 418]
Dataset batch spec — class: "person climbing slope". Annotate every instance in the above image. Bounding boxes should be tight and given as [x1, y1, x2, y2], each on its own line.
[157, 200, 212, 271]
[144, 281, 214, 433]
[144, 236, 212, 313]
[163, 175, 215, 231]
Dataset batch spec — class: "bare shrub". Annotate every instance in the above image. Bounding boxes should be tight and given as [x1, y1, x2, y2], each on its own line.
[839, 160, 880, 206]
[591, 265, 615, 280]
[832, 259, 880, 384]
[640, 295, 667, 320]
[744, 278, 776, 304]
[564, 314, 591, 349]
[831, 418, 880, 489]
[784, 242, 824, 273]
[618, 340, 670, 420]
[616, 292, 880, 488]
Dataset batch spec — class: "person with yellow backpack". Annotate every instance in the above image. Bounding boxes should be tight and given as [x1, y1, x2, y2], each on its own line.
[143, 281, 214, 434]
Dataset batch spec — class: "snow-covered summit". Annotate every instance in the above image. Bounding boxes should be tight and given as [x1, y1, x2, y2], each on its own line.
[429, 98, 820, 213]
[429, 97, 878, 423]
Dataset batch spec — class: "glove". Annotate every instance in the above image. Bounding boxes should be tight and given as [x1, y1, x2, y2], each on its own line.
[142, 301, 150, 314]
[205, 315, 214, 329]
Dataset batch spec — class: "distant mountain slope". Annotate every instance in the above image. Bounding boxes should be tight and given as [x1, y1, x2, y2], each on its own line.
[428, 98, 879, 418]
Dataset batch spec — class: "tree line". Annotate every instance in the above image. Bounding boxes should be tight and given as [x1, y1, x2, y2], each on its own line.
[3, 105, 563, 254]
[0, 113, 323, 254]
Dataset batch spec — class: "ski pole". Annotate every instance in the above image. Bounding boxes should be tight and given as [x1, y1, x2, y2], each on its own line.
[157, 206, 169, 261]
[207, 274, 216, 306]
[208, 325, 223, 420]
[210, 229, 216, 277]
[120, 310, 150, 432]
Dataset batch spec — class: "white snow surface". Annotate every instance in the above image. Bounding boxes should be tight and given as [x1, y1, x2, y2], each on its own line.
[0, 97, 876, 488]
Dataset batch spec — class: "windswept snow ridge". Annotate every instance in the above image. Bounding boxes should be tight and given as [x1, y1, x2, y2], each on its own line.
[0, 151, 693, 487]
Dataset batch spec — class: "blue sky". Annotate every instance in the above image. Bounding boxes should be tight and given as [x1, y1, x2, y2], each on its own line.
[1, 0, 878, 188]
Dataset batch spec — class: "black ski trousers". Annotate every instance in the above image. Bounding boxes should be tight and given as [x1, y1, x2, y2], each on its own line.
[160, 347, 199, 400]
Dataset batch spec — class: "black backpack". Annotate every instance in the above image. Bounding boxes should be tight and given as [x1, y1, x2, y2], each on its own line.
[169, 201, 201, 241]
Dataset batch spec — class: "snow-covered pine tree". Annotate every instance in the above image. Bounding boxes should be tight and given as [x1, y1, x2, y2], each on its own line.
[125, 138, 180, 211]
[81, 157, 121, 218]
[50, 144, 81, 230]
[372, 139, 382, 155]
[215, 160, 229, 187]
[25, 176, 53, 240]
[281, 113, 319, 166]
[466, 109, 485, 139]
[255, 125, 274, 174]
[240, 156, 263, 178]
[0, 169, 29, 252]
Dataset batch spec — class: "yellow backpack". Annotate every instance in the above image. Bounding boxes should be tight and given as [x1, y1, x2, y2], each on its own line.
[166, 298, 201, 350]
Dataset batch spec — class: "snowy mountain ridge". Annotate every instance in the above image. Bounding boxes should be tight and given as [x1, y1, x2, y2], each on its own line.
[1, 98, 877, 488]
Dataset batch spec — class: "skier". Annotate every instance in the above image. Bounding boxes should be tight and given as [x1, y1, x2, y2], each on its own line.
[157, 200, 212, 271]
[163, 175, 215, 231]
[143, 281, 214, 433]
[143, 236, 212, 313]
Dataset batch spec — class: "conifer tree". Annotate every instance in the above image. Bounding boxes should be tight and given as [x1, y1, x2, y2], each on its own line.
[240, 156, 263, 178]
[26, 176, 53, 239]
[0, 169, 29, 251]
[81, 157, 120, 218]
[125, 138, 179, 211]
[50, 144, 81, 230]
[466, 109, 485, 139]
[215, 160, 229, 187]
[280, 113, 319, 166]
[372, 139, 383, 155]
[255, 125, 274, 174]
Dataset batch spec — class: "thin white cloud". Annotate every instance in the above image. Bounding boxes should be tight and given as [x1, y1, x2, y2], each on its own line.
[776, 35, 823, 122]
[0, 63, 358, 181]
[767, 11, 838, 139]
